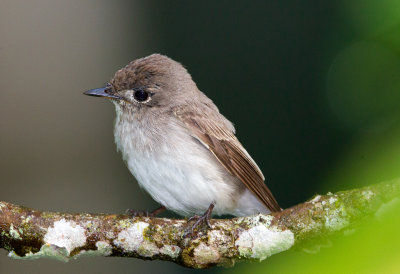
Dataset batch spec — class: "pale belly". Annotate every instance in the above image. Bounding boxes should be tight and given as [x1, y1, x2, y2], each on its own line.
[114, 108, 268, 217]
[122, 138, 240, 216]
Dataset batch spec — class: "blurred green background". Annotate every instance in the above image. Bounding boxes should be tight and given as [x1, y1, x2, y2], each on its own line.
[1, 0, 399, 273]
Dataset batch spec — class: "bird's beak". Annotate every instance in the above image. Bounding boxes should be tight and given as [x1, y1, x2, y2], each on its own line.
[84, 86, 120, 99]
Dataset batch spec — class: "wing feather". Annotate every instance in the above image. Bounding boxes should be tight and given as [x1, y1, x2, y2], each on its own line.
[173, 105, 280, 212]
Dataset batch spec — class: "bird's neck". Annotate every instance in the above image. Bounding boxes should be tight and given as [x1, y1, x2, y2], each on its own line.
[113, 102, 165, 156]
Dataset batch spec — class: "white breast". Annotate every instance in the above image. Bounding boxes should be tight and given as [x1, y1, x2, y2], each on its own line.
[113, 103, 268, 216]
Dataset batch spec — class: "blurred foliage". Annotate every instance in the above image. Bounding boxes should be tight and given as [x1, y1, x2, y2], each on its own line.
[326, 42, 400, 129]
[323, 0, 400, 190]
[326, 0, 400, 132]
[323, 122, 400, 191]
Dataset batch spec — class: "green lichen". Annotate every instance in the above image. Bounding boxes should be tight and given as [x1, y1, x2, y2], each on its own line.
[144, 222, 182, 247]
[75, 241, 112, 258]
[21, 215, 32, 224]
[9, 244, 70, 262]
[82, 220, 102, 234]
[139, 222, 182, 259]
[9, 224, 22, 240]
[324, 208, 349, 231]
[117, 219, 133, 229]
[362, 190, 374, 200]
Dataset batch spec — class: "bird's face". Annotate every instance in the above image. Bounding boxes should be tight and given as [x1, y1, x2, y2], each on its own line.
[84, 54, 197, 114]
[84, 81, 161, 112]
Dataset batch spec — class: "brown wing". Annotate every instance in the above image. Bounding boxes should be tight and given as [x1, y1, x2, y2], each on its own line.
[173, 105, 280, 212]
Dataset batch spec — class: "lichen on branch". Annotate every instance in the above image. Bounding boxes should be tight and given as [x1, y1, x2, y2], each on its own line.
[0, 178, 399, 268]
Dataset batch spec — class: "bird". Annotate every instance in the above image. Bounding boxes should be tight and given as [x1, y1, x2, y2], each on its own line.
[84, 54, 280, 227]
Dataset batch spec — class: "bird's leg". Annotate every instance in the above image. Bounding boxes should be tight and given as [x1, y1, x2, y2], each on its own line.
[186, 202, 215, 237]
[126, 206, 166, 217]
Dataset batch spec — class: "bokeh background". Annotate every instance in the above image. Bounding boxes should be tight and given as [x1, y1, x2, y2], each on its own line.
[1, 1, 400, 273]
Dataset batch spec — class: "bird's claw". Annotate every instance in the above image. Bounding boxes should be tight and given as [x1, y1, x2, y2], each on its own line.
[185, 203, 215, 238]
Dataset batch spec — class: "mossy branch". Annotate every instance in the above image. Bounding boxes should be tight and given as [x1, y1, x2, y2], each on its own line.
[1, 178, 399, 268]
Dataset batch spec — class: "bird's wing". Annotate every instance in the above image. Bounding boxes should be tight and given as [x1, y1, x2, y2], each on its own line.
[173, 105, 280, 212]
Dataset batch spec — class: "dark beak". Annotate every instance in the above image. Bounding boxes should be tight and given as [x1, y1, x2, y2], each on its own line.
[84, 86, 120, 99]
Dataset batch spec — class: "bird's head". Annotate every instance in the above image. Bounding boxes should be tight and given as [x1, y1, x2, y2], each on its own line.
[84, 54, 197, 113]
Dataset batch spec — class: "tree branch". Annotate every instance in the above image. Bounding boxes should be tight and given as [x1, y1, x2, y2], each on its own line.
[1, 178, 399, 268]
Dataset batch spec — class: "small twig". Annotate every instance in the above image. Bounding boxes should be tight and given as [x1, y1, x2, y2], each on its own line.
[1, 178, 399, 268]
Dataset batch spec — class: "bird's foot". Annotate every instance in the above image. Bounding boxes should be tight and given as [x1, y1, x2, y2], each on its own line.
[126, 206, 166, 217]
[185, 203, 215, 238]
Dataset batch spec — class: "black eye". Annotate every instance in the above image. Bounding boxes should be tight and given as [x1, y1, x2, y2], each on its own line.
[133, 90, 149, 102]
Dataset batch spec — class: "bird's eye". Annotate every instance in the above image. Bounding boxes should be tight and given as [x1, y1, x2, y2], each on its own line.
[133, 90, 149, 102]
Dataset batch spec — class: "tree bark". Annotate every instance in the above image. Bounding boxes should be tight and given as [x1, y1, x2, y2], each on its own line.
[1, 178, 399, 268]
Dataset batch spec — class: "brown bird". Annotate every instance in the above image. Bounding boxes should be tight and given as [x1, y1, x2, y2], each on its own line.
[84, 54, 280, 226]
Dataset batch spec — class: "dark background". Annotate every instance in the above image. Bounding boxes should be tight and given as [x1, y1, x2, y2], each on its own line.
[1, 1, 400, 273]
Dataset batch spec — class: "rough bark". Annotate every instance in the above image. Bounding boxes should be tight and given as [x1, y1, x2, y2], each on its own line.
[1, 178, 399, 268]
